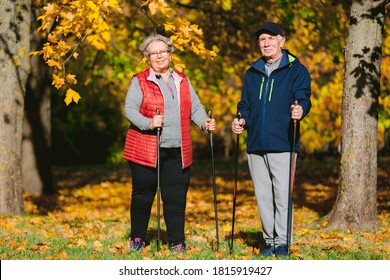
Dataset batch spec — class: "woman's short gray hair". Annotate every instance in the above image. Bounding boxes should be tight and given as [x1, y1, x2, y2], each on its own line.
[140, 34, 175, 57]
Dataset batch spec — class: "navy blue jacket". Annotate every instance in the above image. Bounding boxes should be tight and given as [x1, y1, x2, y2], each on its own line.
[238, 50, 311, 153]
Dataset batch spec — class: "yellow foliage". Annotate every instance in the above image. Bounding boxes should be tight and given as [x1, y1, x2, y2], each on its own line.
[164, 22, 176, 32]
[33, 0, 217, 105]
[42, 43, 54, 59]
[32, 0, 123, 104]
[221, 0, 232, 11]
[47, 59, 62, 69]
[47, 33, 58, 43]
[52, 74, 65, 89]
[65, 74, 77, 85]
[146, 0, 172, 15]
[65, 88, 81, 105]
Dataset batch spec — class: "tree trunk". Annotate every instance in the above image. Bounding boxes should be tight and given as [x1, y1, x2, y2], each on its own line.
[22, 4, 54, 195]
[0, 0, 31, 215]
[326, 0, 386, 231]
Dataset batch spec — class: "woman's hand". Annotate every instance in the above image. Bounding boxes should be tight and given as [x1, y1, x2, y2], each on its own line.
[204, 117, 216, 132]
[150, 114, 164, 129]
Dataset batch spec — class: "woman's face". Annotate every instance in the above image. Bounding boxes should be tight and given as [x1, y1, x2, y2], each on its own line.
[147, 40, 172, 73]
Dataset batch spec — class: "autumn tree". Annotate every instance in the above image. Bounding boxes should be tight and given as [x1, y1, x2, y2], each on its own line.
[325, 0, 388, 231]
[30, 0, 219, 163]
[22, 1, 54, 195]
[0, 0, 31, 215]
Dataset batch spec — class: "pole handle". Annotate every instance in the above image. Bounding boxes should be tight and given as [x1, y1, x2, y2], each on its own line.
[156, 108, 161, 131]
[208, 110, 213, 133]
[293, 100, 298, 124]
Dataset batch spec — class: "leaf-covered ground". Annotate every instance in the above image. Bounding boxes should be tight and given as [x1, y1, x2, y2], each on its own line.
[0, 157, 389, 260]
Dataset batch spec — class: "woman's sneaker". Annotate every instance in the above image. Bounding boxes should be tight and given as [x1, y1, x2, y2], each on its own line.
[129, 238, 145, 251]
[169, 241, 186, 252]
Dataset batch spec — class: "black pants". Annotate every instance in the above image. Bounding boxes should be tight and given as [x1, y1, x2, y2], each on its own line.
[128, 148, 190, 244]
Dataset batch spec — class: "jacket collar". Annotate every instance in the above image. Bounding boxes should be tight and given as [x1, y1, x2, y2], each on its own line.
[146, 67, 183, 84]
[250, 50, 297, 73]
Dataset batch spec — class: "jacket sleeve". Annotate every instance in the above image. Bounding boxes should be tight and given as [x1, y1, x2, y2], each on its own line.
[124, 77, 152, 130]
[188, 79, 208, 129]
[292, 65, 312, 119]
[237, 71, 251, 129]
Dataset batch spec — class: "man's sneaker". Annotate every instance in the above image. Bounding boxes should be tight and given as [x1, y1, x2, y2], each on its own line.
[169, 241, 186, 252]
[129, 238, 145, 251]
[260, 244, 275, 257]
[275, 244, 289, 257]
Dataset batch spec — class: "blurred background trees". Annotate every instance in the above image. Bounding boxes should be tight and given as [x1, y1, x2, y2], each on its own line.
[30, 0, 390, 167]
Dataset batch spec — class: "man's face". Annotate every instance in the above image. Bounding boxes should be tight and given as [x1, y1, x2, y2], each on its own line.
[258, 33, 285, 61]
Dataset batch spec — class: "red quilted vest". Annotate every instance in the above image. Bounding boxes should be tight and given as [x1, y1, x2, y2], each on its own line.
[123, 68, 193, 168]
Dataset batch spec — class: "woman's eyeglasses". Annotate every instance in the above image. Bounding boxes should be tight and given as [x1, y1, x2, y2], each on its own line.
[148, 50, 170, 59]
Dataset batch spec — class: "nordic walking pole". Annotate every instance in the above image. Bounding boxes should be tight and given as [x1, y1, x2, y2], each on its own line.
[208, 110, 219, 251]
[156, 108, 161, 252]
[287, 100, 298, 255]
[230, 111, 241, 254]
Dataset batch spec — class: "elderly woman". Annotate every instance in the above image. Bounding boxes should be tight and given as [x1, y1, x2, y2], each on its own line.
[123, 34, 216, 252]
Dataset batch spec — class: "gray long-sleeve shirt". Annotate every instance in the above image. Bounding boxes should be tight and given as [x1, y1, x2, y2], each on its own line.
[124, 68, 207, 148]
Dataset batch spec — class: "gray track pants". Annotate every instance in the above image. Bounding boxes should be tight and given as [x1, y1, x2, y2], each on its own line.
[247, 152, 295, 246]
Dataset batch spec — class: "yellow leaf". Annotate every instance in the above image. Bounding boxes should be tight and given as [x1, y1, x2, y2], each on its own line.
[182, 26, 192, 37]
[86, 0, 99, 12]
[176, 38, 190, 45]
[221, 223, 231, 232]
[296, 228, 312, 236]
[48, 33, 58, 43]
[64, 88, 81, 105]
[222, 0, 232, 11]
[148, 2, 158, 15]
[43, 3, 56, 13]
[173, 63, 185, 72]
[65, 74, 77, 85]
[76, 239, 87, 248]
[52, 74, 65, 89]
[5, 223, 14, 231]
[42, 43, 54, 59]
[57, 252, 68, 259]
[190, 24, 203, 35]
[164, 23, 176, 32]
[29, 51, 41, 56]
[93, 241, 103, 252]
[57, 40, 71, 56]
[47, 59, 62, 69]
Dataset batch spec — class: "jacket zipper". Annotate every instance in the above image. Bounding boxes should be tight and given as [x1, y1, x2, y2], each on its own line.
[261, 78, 269, 146]
[259, 77, 265, 99]
[268, 79, 275, 101]
[259, 74, 275, 146]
